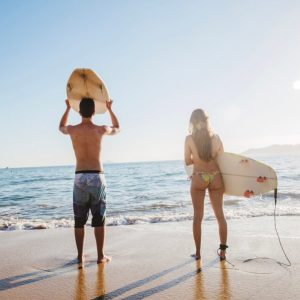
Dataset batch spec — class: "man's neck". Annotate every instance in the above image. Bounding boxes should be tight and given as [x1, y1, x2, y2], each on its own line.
[81, 117, 93, 124]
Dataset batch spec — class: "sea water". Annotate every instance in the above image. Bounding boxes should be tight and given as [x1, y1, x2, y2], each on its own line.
[0, 155, 299, 230]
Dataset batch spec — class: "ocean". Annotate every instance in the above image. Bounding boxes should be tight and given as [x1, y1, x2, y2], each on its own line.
[0, 155, 299, 230]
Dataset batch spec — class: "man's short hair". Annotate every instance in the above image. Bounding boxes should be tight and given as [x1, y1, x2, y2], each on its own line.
[80, 98, 95, 118]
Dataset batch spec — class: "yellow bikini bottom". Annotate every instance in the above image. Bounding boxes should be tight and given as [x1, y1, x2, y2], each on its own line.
[192, 171, 220, 184]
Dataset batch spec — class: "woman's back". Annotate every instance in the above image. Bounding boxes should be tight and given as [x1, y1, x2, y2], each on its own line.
[185, 133, 224, 172]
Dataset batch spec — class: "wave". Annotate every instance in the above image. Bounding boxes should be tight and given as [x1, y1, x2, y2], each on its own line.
[111, 203, 186, 213]
[1, 207, 300, 231]
[0, 218, 74, 231]
[260, 191, 300, 200]
[8, 177, 72, 185]
[0, 195, 34, 204]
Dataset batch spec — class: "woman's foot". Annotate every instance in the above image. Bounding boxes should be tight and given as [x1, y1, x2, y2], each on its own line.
[219, 250, 226, 261]
[218, 244, 228, 261]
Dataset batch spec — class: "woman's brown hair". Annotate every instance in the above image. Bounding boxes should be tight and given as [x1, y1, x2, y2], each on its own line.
[189, 109, 213, 162]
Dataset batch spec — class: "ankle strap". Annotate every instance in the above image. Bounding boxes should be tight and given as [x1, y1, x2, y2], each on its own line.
[219, 244, 228, 251]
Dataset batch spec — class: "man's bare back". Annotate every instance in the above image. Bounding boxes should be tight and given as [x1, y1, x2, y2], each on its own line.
[60, 99, 120, 171]
[68, 122, 105, 171]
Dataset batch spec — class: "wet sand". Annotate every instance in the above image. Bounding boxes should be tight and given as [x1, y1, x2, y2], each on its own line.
[0, 216, 299, 299]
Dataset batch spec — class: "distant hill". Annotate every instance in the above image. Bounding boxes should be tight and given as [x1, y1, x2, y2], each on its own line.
[242, 144, 300, 155]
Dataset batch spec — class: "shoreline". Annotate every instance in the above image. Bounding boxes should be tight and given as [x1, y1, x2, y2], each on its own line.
[1, 216, 299, 299]
[1, 211, 299, 231]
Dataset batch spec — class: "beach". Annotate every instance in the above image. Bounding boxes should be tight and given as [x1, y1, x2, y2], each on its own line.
[1, 216, 299, 299]
[2, 0, 300, 299]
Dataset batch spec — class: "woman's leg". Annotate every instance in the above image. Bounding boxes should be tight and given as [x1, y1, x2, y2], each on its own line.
[208, 180, 227, 259]
[190, 181, 206, 259]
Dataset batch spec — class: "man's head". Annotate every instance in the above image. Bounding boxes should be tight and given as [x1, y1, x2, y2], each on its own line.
[79, 97, 95, 118]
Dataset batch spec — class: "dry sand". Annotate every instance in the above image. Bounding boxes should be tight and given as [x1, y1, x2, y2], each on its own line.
[0, 216, 299, 299]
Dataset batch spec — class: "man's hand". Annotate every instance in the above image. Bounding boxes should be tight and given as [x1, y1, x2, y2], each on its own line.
[59, 99, 72, 134]
[103, 99, 120, 135]
[65, 99, 71, 109]
[106, 99, 113, 111]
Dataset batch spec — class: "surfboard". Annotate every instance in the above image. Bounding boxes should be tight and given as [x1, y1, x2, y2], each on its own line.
[185, 152, 277, 198]
[66, 68, 110, 114]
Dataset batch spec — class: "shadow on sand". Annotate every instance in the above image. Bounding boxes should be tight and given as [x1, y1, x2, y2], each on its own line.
[93, 258, 221, 300]
[0, 259, 93, 291]
[1, 257, 231, 299]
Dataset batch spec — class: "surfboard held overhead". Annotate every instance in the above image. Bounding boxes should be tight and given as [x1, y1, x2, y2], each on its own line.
[66, 68, 110, 114]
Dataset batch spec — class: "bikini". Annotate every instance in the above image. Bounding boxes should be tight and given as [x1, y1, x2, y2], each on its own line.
[192, 171, 220, 184]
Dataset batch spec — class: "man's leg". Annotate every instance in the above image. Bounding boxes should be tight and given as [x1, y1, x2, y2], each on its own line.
[94, 226, 111, 263]
[73, 175, 89, 267]
[92, 175, 111, 263]
[73, 201, 89, 265]
[92, 212, 111, 263]
[75, 227, 85, 263]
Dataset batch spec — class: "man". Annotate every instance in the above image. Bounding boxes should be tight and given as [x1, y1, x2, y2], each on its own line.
[59, 98, 120, 266]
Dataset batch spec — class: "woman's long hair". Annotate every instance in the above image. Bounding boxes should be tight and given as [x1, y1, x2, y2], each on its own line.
[189, 109, 213, 162]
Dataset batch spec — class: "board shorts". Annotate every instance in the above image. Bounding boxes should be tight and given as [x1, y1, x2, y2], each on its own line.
[73, 172, 107, 228]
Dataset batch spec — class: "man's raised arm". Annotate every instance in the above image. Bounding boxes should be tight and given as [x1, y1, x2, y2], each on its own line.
[59, 99, 72, 135]
[104, 100, 120, 135]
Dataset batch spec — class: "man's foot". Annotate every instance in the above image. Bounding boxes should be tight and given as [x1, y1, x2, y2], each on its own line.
[97, 255, 112, 264]
[191, 254, 201, 260]
[77, 256, 85, 269]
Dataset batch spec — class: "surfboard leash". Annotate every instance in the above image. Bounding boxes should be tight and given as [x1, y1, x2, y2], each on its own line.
[273, 188, 292, 267]
[216, 188, 291, 273]
[238, 188, 292, 268]
[215, 249, 273, 275]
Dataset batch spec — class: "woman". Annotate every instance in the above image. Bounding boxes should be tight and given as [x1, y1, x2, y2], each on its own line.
[184, 109, 228, 260]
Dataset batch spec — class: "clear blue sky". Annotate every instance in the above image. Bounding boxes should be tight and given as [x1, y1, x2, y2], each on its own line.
[0, 0, 299, 167]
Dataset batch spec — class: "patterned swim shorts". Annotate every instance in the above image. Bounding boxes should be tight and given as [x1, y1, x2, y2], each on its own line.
[73, 173, 107, 228]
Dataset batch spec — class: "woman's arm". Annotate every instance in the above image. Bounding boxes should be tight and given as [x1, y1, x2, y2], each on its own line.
[184, 136, 193, 166]
[212, 134, 224, 157]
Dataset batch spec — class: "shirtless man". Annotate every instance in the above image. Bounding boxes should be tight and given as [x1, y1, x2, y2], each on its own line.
[59, 98, 120, 266]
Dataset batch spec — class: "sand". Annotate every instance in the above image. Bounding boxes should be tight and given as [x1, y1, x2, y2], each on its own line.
[0, 216, 299, 300]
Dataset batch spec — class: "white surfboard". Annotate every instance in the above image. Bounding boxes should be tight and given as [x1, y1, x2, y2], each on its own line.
[185, 152, 277, 198]
[66, 68, 110, 114]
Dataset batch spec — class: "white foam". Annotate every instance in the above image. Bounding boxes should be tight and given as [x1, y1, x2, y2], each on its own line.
[1, 205, 300, 231]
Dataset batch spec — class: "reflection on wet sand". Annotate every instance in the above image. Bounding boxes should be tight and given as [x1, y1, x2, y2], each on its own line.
[73, 259, 230, 299]
[75, 268, 86, 300]
[219, 262, 230, 300]
[74, 264, 106, 299]
[194, 259, 207, 300]
[194, 260, 231, 300]
[95, 264, 106, 298]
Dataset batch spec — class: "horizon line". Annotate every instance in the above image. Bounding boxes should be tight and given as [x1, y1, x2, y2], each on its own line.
[0, 158, 185, 170]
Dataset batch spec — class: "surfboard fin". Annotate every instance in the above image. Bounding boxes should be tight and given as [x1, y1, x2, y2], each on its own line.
[239, 159, 249, 164]
[244, 190, 254, 198]
[256, 176, 267, 183]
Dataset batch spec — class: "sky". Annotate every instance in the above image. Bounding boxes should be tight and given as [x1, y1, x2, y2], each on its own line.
[0, 0, 299, 168]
